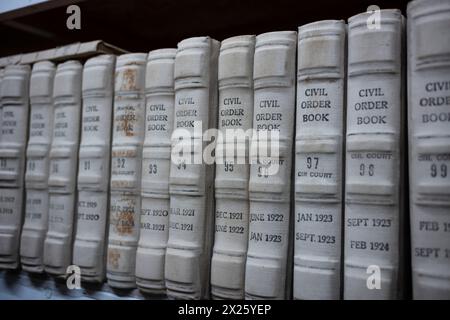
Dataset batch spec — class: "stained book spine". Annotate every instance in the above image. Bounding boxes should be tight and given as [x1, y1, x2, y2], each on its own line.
[210, 35, 255, 300]
[136, 49, 176, 294]
[73, 55, 115, 282]
[0, 65, 30, 269]
[245, 31, 297, 299]
[344, 10, 405, 299]
[165, 36, 219, 299]
[294, 20, 346, 300]
[20, 61, 55, 273]
[407, 0, 450, 300]
[44, 60, 82, 276]
[107, 53, 147, 289]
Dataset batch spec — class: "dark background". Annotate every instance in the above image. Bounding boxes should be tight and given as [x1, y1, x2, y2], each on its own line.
[0, 0, 410, 57]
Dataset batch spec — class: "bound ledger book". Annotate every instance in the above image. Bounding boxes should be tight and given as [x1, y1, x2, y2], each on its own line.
[294, 20, 346, 300]
[136, 48, 176, 294]
[211, 35, 255, 300]
[407, 0, 450, 300]
[44, 60, 82, 276]
[245, 31, 297, 300]
[20, 61, 56, 273]
[344, 10, 405, 299]
[107, 53, 147, 289]
[0, 68, 3, 136]
[73, 55, 116, 282]
[0, 65, 30, 269]
[165, 37, 219, 299]
[0, 69, 3, 155]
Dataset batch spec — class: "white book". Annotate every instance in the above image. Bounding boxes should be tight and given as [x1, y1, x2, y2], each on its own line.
[20, 61, 56, 273]
[0, 65, 30, 269]
[107, 53, 147, 289]
[0, 68, 3, 249]
[0, 68, 4, 260]
[136, 49, 176, 294]
[407, 0, 450, 300]
[211, 35, 255, 300]
[73, 55, 115, 282]
[44, 60, 82, 276]
[344, 10, 405, 299]
[245, 31, 297, 299]
[165, 36, 219, 299]
[0, 68, 3, 144]
[294, 20, 346, 300]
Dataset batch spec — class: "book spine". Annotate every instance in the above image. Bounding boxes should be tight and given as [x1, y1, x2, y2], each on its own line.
[20, 61, 55, 273]
[211, 35, 255, 300]
[166, 36, 219, 299]
[136, 48, 176, 294]
[44, 60, 82, 276]
[407, 0, 450, 300]
[0, 68, 3, 145]
[245, 31, 297, 299]
[0, 65, 30, 269]
[294, 20, 346, 300]
[344, 10, 405, 299]
[107, 53, 147, 289]
[73, 54, 115, 283]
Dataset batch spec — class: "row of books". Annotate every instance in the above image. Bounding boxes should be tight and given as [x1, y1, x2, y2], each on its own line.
[0, 0, 449, 299]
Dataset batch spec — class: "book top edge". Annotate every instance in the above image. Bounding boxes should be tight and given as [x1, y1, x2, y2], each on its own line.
[255, 31, 297, 48]
[3, 63, 31, 74]
[298, 20, 346, 40]
[56, 59, 82, 70]
[147, 48, 177, 60]
[32, 60, 56, 71]
[177, 36, 219, 50]
[408, 0, 450, 16]
[298, 19, 346, 33]
[221, 35, 256, 48]
[348, 8, 403, 26]
[257, 30, 297, 41]
[84, 54, 116, 67]
[116, 53, 147, 66]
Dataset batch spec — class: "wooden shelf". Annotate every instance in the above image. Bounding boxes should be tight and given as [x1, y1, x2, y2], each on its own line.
[0, 270, 166, 300]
